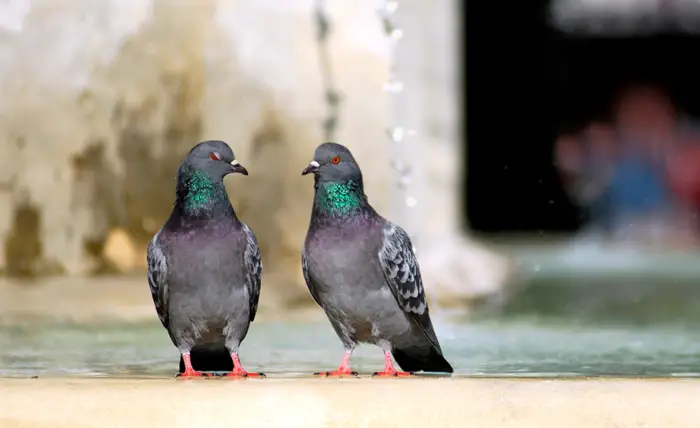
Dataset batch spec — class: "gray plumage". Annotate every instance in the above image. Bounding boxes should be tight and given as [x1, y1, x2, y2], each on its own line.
[147, 140, 262, 375]
[301, 142, 453, 374]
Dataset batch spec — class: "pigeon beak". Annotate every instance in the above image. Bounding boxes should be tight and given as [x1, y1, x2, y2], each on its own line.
[302, 160, 320, 176]
[229, 159, 248, 176]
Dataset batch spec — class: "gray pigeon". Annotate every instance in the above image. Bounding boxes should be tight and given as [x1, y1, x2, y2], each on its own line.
[147, 140, 264, 378]
[301, 142, 453, 376]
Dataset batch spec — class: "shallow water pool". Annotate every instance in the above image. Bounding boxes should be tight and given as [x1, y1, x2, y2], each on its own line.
[1, 318, 698, 378]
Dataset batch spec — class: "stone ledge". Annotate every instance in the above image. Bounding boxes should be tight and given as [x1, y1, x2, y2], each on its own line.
[0, 378, 696, 428]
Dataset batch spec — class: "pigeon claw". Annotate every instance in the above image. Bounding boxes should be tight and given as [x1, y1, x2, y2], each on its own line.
[314, 369, 359, 378]
[176, 369, 210, 379]
[224, 370, 266, 379]
[372, 370, 414, 378]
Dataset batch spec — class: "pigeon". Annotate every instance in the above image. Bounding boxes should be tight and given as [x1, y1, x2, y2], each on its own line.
[301, 142, 453, 377]
[147, 140, 264, 378]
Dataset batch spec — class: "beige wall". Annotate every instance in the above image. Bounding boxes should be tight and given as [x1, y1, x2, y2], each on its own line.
[0, 0, 508, 309]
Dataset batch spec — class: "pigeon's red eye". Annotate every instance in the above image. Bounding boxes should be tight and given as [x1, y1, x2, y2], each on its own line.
[210, 152, 221, 161]
[331, 156, 341, 165]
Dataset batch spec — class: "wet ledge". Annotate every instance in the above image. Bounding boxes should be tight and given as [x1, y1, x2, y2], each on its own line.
[0, 378, 697, 428]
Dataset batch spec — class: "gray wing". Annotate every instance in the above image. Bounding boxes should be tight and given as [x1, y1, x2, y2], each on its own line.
[242, 224, 263, 322]
[147, 231, 169, 329]
[378, 223, 441, 347]
[378, 223, 428, 316]
[301, 248, 323, 307]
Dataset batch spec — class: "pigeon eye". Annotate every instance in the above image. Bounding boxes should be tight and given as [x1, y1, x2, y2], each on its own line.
[210, 152, 221, 161]
[331, 156, 341, 165]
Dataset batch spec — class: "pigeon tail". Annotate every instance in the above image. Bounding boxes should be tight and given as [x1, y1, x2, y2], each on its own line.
[392, 345, 454, 374]
[178, 346, 233, 373]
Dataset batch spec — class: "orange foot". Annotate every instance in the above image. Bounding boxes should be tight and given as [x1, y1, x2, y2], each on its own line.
[372, 370, 414, 377]
[224, 369, 266, 379]
[176, 369, 210, 379]
[314, 368, 359, 378]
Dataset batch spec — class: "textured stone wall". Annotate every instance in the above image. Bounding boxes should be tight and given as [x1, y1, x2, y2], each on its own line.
[0, 0, 509, 309]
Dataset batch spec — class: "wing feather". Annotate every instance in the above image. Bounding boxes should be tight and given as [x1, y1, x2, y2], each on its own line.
[378, 223, 446, 350]
[147, 231, 169, 329]
[301, 247, 323, 307]
[378, 223, 428, 316]
[242, 224, 263, 322]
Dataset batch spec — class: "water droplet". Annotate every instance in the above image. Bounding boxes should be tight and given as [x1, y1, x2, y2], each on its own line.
[391, 159, 405, 172]
[405, 196, 417, 207]
[388, 126, 405, 142]
[533, 264, 541, 272]
[382, 80, 404, 93]
[390, 28, 404, 41]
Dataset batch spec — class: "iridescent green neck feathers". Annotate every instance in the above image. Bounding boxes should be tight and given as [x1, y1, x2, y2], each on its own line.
[176, 169, 232, 216]
[314, 180, 366, 215]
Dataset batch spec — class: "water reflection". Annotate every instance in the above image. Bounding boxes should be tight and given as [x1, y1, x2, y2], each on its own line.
[1, 318, 699, 378]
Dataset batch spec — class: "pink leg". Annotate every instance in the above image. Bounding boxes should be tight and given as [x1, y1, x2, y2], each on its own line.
[373, 351, 413, 377]
[176, 352, 209, 378]
[315, 350, 358, 377]
[224, 353, 265, 378]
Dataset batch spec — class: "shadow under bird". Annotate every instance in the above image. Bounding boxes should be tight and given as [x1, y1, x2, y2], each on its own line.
[147, 140, 264, 378]
[301, 142, 454, 377]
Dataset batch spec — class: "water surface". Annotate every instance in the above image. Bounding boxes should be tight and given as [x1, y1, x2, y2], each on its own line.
[1, 318, 698, 378]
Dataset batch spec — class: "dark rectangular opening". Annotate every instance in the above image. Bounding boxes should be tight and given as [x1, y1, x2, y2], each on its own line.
[463, 0, 700, 235]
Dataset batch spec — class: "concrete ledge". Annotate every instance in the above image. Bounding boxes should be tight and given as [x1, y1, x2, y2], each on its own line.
[0, 377, 696, 428]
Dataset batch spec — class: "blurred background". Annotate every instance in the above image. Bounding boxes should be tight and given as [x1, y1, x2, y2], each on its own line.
[468, 0, 700, 323]
[1, 0, 700, 378]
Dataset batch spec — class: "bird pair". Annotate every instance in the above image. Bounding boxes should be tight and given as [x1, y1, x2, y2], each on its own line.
[147, 140, 453, 379]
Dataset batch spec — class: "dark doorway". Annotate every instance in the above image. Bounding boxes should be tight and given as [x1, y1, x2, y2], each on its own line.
[464, 0, 700, 235]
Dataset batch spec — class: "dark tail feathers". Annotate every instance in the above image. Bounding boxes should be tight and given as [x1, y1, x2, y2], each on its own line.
[178, 346, 453, 375]
[178, 346, 233, 373]
[392, 345, 454, 374]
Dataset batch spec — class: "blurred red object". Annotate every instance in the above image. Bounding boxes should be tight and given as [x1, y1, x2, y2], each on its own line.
[667, 143, 700, 207]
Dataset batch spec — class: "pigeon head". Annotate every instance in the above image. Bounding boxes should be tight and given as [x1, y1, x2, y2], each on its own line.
[183, 140, 248, 179]
[175, 140, 246, 216]
[303, 143, 370, 216]
[301, 142, 363, 185]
